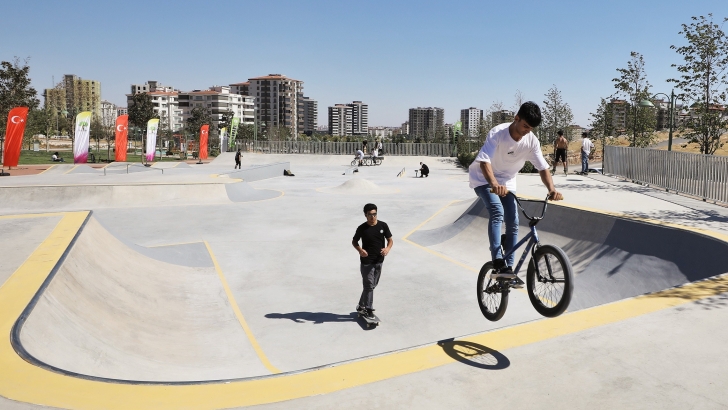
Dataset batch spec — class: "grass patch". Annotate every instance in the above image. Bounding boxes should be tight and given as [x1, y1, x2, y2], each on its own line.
[13, 150, 204, 165]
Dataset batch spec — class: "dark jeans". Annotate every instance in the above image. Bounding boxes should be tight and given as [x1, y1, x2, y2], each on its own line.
[359, 263, 383, 309]
[235, 160, 241, 169]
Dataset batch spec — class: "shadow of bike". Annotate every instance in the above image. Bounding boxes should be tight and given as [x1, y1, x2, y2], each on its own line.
[437, 339, 510, 370]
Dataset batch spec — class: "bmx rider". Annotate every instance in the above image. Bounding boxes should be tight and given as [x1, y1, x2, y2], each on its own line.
[468, 101, 563, 287]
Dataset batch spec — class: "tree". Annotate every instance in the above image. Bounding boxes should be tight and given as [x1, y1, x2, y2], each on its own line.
[90, 118, 105, 153]
[127, 93, 157, 129]
[185, 107, 211, 141]
[541, 85, 574, 144]
[669, 14, 728, 154]
[25, 108, 50, 149]
[0, 58, 39, 132]
[612, 51, 655, 147]
[512, 89, 525, 112]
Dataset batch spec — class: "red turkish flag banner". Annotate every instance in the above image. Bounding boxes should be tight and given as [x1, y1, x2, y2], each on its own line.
[3, 107, 29, 167]
[114, 115, 129, 162]
[199, 124, 209, 160]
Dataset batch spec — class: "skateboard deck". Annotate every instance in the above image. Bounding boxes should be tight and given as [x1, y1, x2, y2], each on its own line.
[358, 312, 381, 328]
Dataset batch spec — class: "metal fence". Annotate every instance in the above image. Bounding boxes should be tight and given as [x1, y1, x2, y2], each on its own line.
[604, 146, 728, 204]
[235, 140, 455, 157]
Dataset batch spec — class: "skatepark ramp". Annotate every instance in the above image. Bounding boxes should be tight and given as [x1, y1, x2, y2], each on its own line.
[408, 198, 728, 311]
[14, 216, 272, 382]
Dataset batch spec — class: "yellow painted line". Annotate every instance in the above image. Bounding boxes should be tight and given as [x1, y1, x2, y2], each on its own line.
[0, 212, 66, 220]
[203, 241, 281, 374]
[63, 165, 78, 174]
[38, 165, 56, 174]
[0, 208, 726, 409]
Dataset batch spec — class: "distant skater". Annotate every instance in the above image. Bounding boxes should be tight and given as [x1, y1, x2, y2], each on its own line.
[354, 149, 364, 166]
[580, 132, 594, 174]
[362, 140, 368, 153]
[419, 162, 429, 177]
[234, 149, 242, 169]
[352, 203, 393, 320]
[552, 130, 568, 175]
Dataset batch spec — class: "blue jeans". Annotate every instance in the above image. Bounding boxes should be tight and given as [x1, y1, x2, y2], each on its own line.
[581, 151, 589, 173]
[474, 185, 519, 267]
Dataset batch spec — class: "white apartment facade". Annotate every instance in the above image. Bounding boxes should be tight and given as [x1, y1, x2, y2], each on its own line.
[178, 86, 254, 132]
[100, 100, 117, 127]
[349, 101, 368, 135]
[328, 104, 352, 136]
[460, 107, 483, 137]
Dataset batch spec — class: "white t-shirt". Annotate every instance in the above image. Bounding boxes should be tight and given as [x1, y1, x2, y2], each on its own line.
[581, 138, 594, 153]
[356, 150, 364, 159]
[468, 123, 549, 191]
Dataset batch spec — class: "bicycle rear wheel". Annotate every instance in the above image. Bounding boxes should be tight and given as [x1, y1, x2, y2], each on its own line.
[477, 262, 509, 321]
[526, 244, 573, 317]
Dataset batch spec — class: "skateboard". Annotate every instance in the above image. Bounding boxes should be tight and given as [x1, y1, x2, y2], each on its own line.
[358, 312, 381, 328]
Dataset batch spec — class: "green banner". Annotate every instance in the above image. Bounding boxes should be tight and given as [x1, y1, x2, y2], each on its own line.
[229, 117, 240, 148]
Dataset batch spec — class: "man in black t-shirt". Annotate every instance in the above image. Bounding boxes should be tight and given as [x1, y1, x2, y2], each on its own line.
[352, 203, 393, 320]
[234, 149, 242, 169]
[419, 162, 429, 177]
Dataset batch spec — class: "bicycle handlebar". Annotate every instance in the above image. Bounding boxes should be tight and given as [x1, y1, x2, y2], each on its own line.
[489, 190, 550, 221]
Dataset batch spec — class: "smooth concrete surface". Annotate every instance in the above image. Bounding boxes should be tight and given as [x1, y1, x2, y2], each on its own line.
[0, 216, 63, 285]
[1, 154, 727, 408]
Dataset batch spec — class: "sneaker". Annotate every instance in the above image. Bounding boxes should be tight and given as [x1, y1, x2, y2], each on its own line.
[492, 258, 506, 270]
[491, 265, 517, 279]
[356, 305, 367, 315]
[365, 309, 376, 320]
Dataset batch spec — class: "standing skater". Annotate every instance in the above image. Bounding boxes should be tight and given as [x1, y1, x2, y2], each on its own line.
[552, 130, 568, 175]
[234, 149, 242, 169]
[580, 132, 594, 174]
[352, 203, 393, 320]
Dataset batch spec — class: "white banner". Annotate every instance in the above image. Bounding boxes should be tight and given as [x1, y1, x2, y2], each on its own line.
[145, 118, 160, 162]
[73, 111, 92, 163]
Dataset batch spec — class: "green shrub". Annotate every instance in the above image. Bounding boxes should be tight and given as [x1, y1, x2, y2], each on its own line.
[457, 151, 476, 168]
[519, 161, 537, 173]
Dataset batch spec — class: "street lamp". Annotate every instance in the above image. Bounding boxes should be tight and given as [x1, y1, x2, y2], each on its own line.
[632, 99, 654, 147]
[642, 90, 677, 151]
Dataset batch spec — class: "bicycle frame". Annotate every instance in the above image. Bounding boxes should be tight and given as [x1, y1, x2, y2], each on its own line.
[502, 224, 540, 276]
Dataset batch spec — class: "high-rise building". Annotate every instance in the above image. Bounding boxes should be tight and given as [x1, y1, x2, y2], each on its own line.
[607, 99, 628, 131]
[117, 107, 128, 117]
[349, 101, 368, 135]
[408, 107, 444, 140]
[300, 96, 318, 135]
[247, 74, 303, 135]
[61, 74, 102, 121]
[229, 82, 250, 96]
[328, 104, 352, 136]
[460, 107, 483, 137]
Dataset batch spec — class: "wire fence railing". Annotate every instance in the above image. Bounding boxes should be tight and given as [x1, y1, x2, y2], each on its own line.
[234, 140, 455, 157]
[604, 145, 728, 204]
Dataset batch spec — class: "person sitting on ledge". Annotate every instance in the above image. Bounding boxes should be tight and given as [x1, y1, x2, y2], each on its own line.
[51, 152, 65, 162]
[419, 162, 429, 177]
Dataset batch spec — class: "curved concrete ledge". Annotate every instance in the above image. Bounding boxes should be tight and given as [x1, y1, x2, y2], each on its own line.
[410, 198, 728, 311]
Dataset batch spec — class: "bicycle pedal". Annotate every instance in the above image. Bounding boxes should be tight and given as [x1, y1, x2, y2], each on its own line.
[491, 273, 517, 279]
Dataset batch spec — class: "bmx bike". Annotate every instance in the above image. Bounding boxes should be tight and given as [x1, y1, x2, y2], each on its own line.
[476, 192, 574, 321]
[350, 156, 383, 166]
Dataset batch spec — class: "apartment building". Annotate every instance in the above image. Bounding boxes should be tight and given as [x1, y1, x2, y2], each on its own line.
[608, 99, 628, 131]
[43, 87, 66, 123]
[100, 100, 117, 127]
[349, 101, 368, 135]
[130, 80, 176, 95]
[229, 82, 250, 96]
[328, 104, 352, 136]
[117, 107, 128, 117]
[400, 121, 409, 135]
[247, 74, 303, 135]
[149, 91, 183, 131]
[460, 107, 483, 137]
[491, 109, 515, 125]
[368, 126, 396, 139]
[408, 107, 444, 140]
[300, 96, 318, 135]
[178, 86, 254, 132]
[65, 75, 101, 120]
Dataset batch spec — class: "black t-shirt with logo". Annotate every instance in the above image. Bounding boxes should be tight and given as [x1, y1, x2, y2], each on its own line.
[353, 221, 392, 264]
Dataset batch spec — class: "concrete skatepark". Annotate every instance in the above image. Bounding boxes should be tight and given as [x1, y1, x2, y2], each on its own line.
[1, 152, 727, 409]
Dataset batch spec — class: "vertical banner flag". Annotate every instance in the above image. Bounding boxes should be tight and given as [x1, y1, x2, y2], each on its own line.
[453, 120, 462, 139]
[228, 117, 240, 149]
[199, 124, 209, 160]
[115, 115, 129, 162]
[73, 111, 92, 163]
[145, 118, 159, 162]
[2, 107, 29, 167]
[220, 128, 228, 152]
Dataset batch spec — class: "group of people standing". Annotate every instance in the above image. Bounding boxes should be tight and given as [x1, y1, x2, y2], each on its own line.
[550, 130, 595, 175]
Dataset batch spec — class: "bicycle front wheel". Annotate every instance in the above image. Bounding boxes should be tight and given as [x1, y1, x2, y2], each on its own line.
[477, 262, 508, 321]
[526, 244, 574, 317]
[351, 159, 358, 166]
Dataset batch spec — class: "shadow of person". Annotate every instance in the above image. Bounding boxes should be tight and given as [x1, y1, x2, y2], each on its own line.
[265, 311, 357, 324]
[437, 339, 510, 370]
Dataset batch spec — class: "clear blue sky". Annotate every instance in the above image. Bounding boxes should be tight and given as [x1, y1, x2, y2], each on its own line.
[1, 0, 724, 127]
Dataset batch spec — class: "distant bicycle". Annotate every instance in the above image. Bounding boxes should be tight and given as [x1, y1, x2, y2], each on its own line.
[476, 192, 574, 321]
[350, 156, 383, 166]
